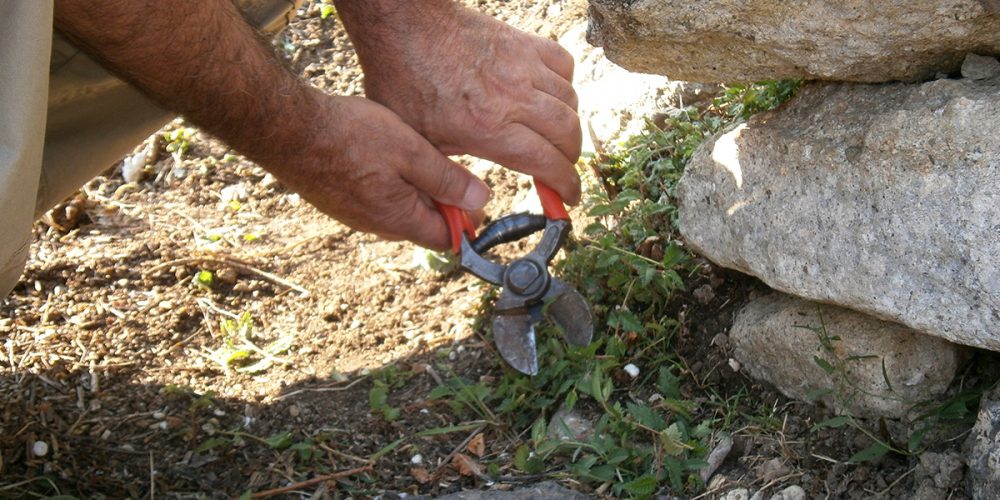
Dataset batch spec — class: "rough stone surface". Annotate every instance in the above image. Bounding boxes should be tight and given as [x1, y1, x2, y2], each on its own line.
[906, 452, 965, 499]
[677, 79, 1000, 351]
[434, 481, 589, 500]
[731, 293, 963, 418]
[587, 0, 1000, 83]
[559, 23, 672, 151]
[961, 53, 1000, 80]
[770, 485, 806, 500]
[719, 488, 750, 500]
[967, 385, 1000, 499]
[546, 407, 595, 441]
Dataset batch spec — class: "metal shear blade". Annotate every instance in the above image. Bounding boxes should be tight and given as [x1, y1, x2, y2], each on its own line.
[492, 278, 594, 375]
[438, 181, 594, 376]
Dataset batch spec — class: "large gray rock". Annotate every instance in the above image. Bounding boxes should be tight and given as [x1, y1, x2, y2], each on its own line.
[587, 0, 1000, 83]
[731, 293, 963, 418]
[968, 385, 1000, 499]
[677, 78, 1000, 351]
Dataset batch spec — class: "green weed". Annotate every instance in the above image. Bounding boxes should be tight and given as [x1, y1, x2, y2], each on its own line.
[209, 312, 292, 374]
[164, 127, 195, 162]
[804, 315, 985, 463]
[425, 81, 804, 497]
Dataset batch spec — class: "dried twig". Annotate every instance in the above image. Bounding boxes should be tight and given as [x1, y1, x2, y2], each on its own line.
[276, 376, 368, 400]
[146, 256, 310, 296]
[875, 465, 917, 497]
[430, 424, 487, 484]
[249, 465, 372, 498]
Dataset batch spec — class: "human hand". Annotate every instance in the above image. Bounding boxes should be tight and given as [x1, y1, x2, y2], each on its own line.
[336, 0, 583, 205]
[268, 95, 490, 250]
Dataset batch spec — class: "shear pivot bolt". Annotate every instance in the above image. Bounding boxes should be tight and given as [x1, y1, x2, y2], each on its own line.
[506, 260, 544, 295]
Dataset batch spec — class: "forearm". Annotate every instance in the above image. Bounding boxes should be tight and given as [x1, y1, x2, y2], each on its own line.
[333, 0, 462, 83]
[54, 0, 321, 171]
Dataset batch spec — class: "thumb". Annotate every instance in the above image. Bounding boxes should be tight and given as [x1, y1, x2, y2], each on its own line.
[402, 154, 491, 211]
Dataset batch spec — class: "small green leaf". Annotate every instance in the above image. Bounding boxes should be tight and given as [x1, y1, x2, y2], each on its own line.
[369, 437, 404, 461]
[813, 356, 836, 374]
[195, 437, 230, 453]
[627, 402, 666, 431]
[265, 431, 294, 450]
[622, 474, 658, 496]
[195, 270, 214, 288]
[531, 416, 547, 446]
[881, 358, 895, 393]
[908, 426, 930, 453]
[513, 444, 530, 471]
[657, 366, 681, 399]
[848, 441, 889, 463]
[659, 424, 688, 456]
[805, 388, 834, 401]
[812, 416, 851, 430]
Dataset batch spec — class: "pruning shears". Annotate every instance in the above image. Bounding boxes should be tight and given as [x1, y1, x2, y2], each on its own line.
[436, 181, 594, 375]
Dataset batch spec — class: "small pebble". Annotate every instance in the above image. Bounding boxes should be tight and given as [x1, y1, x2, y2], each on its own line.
[33, 441, 49, 457]
[771, 485, 806, 500]
[216, 268, 238, 284]
[711, 333, 730, 348]
[289, 405, 301, 417]
[623, 363, 640, 378]
[411, 454, 423, 465]
[260, 173, 279, 188]
[728, 358, 742, 372]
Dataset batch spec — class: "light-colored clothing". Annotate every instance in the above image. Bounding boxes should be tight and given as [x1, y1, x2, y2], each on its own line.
[1, 0, 52, 297]
[1, 0, 299, 297]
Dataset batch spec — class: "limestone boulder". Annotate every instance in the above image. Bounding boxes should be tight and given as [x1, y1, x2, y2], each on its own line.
[731, 293, 963, 418]
[587, 0, 1000, 83]
[677, 78, 1000, 351]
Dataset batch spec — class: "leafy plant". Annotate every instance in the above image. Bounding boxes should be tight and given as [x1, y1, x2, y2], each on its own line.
[804, 314, 985, 463]
[319, 1, 337, 20]
[425, 81, 805, 496]
[164, 127, 195, 161]
[210, 312, 292, 374]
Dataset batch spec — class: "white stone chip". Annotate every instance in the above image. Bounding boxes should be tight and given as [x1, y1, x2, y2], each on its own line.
[33, 441, 49, 457]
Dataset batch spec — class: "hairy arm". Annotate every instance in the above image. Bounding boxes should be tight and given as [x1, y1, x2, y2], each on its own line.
[54, 0, 490, 249]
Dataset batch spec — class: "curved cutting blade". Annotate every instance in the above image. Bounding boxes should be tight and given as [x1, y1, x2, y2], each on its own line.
[492, 312, 539, 375]
[546, 279, 594, 346]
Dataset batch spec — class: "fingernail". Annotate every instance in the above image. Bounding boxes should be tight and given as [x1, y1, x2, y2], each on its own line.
[463, 181, 491, 210]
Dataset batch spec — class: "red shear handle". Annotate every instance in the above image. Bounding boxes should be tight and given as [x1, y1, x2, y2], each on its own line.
[534, 180, 570, 221]
[436, 179, 568, 254]
[435, 201, 476, 254]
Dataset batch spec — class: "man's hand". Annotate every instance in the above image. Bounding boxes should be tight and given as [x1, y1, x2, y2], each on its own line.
[55, 0, 489, 250]
[336, 0, 583, 205]
[275, 95, 490, 249]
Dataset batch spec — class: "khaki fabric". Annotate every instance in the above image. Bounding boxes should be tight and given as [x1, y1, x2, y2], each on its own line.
[2, 0, 300, 297]
[1, 1, 53, 297]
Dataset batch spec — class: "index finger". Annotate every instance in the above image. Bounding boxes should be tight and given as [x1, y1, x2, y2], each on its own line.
[536, 38, 574, 82]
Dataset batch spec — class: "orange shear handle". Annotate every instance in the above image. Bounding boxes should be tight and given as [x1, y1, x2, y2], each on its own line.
[436, 180, 569, 254]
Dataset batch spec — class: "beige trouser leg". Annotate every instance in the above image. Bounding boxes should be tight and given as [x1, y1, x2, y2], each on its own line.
[0, 1, 53, 298]
[1, 0, 300, 297]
